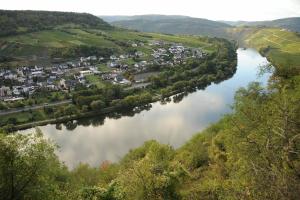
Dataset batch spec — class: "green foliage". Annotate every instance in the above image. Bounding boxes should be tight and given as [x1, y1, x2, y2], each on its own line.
[0, 130, 68, 200]
[0, 10, 111, 37]
[0, 76, 299, 199]
[112, 16, 231, 38]
[90, 100, 105, 111]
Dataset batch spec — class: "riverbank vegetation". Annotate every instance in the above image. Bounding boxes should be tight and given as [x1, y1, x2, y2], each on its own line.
[1, 10, 299, 200]
[0, 35, 237, 130]
[1, 39, 299, 199]
[1, 69, 299, 199]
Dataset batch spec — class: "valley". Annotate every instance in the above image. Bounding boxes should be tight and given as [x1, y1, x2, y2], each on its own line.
[0, 11, 237, 130]
[0, 8, 299, 200]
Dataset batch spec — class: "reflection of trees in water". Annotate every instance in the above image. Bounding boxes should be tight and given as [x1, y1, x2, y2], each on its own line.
[160, 97, 172, 105]
[56, 65, 238, 131]
[58, 104, 153, 131]
[173, 92, 186, 103]
[55, 123, 62, 130]
[64, 120, 78, 130]
[258, 63, 274, 77]
[77, 115, 105, 127]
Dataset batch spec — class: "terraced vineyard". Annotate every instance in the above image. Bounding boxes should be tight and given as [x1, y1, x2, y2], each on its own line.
[228, 27, 300, 75]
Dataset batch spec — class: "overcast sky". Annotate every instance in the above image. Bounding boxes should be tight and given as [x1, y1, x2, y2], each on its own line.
[1, 0, 300, 21]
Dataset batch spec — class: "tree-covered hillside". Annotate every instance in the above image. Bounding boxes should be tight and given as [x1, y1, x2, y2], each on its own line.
[0, 10, 112, 37]
[100, 14, 189, 23]
[112, 16, 232, 38]
[222, 17, 300, 33]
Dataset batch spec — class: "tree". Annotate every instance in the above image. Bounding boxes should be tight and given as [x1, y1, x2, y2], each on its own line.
[113, 141, 186, 200]
[0, 130, 68, 200]
[90, 100, 105, 111]
[64, 104, 79, 116]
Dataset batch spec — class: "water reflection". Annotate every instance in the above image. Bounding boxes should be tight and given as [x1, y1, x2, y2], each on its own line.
[23, 48, 271, 168]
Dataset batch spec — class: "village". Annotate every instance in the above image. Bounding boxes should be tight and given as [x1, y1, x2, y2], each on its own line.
[0, 40, 205, 102]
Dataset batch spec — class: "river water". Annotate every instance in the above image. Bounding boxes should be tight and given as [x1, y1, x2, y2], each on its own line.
[23, 48, 271, 168]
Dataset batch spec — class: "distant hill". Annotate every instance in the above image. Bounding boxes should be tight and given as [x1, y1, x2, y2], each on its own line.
[221, 17, 300, 33]
[0, 10, 112, 37]
[111, 15, 232, 38]
[100, 15, 189, 23]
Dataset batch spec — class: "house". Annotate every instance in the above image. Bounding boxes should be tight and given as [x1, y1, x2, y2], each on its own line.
[169, 45, 185, 54]
[149, 40, 165, 46]
[4, 72, 17, 80]
[88, 56, 97, 61]
[79, 70, 93, 77]
[0, 86, 11, 97]
[31, 71, 43, 77]
[135, 51, 144, 57]
[108, 62, 120, 68]
[119, 54, 128, 59]
[110, 55, 118, 60]
[140, 61, 148, 67]
[59, 79, 67, 89]
[89, 67, 100, 74]
[17, 77, 26, 83]
[114, 75, 131, 85]
[12, 86, 22, 96]
[120, 64, 128, 70]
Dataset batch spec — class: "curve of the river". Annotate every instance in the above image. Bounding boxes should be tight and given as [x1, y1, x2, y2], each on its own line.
[22, 48, 271, 168]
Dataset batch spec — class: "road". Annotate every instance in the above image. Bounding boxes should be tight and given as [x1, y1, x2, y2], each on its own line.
[0, 99, 72, 116]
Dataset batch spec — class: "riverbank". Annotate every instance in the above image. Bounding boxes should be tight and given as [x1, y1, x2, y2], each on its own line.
[21, 48, 270, 168]
[10, 89, 197, 131]
[2, 47, 237, 131]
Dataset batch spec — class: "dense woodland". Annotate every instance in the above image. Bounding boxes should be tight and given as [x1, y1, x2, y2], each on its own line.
[0, 10, 112, 36]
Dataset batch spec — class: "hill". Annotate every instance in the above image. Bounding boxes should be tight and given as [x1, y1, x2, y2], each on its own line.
[222, 17, 300, 33]
[0, 10, 112, 37]
[100, 14, 189, 23]
[111, 15, 232, 38]
[228, 27, 300, 76]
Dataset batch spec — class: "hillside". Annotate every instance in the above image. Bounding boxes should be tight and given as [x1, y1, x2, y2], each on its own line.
[222, 17, 300, 33]
[111, 15, 232, 38]
[0, 11, 238, 129]
[227, 27, 300, 76]
[100, 14, 189, 23]
[0, 26, 223, 66]
[0, 10, 112, 37]
[107, 14, 300, 75]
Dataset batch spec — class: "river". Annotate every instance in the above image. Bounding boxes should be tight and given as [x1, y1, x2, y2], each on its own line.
[23, 48, 271, 168]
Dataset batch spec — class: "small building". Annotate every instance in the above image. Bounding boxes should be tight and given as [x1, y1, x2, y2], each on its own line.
[80, 70, 93, 77]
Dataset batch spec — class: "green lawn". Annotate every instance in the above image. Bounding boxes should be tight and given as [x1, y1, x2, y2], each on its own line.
[86, 74, 106, 88]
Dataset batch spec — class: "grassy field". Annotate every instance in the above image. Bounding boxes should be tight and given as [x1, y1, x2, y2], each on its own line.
[85, 74, 106, 88]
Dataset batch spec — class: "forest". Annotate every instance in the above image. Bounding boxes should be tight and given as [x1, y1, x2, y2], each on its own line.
[0, 10, 111, 37]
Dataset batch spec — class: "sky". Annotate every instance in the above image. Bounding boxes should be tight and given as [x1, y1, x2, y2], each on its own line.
[1, 0, 300, 21]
